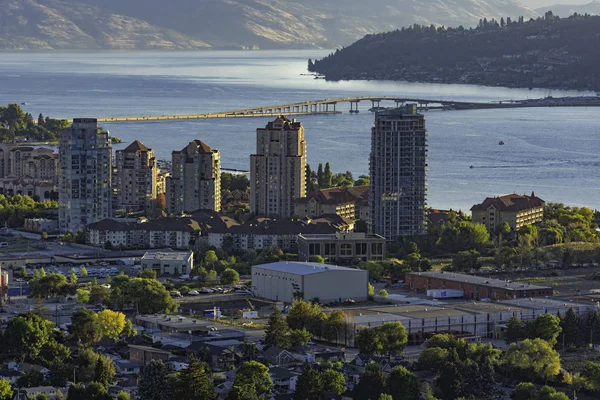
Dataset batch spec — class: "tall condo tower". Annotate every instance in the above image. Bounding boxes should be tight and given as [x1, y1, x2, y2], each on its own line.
[167, 140, 221, 214]
[115, 140, 158, 213]
[59, 118, 112, 233]
[250, 116, 306, 217]
[369, 105, 427, 240]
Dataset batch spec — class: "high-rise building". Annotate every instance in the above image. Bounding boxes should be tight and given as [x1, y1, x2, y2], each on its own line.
[167, 140, 221, 214]
[59, 118, 112, 233]
[250, 116, 306, 217]
[115, 140, 158, 213]
[369, 105, 427, 240]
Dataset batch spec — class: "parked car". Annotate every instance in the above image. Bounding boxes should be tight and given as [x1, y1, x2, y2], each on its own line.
[188, 290, 200, 296]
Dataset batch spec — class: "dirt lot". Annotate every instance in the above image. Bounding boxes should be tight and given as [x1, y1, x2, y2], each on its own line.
[493, 265, 600, 296]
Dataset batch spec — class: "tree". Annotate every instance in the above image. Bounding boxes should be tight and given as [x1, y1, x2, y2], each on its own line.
[138, 360, 173, 400]
[205, 250, 218, 266]
[289, 328, 312, 348]
[0, 379, 13, 400]
[324, 310, 346, 344]
[309, 255, 325, 264]
[353, 363, 386, 400]
[379, 321, 408, 360]
[286, 298, 326, 335]
[231, 361, 272, 398]
[452, 250, 480, 271]
[69, 270, 78, 284]
[417, 347, 449, 372]
[379, 395, 393, 400]
[174, 356, 215, 400]
[511, 382, 537, 400]
[560, 308, 581, 348]
[378, 289, 388, 298]
[69, 308, 102, 346]
[578, 361, 600, 391]
[324, 162, 333, 188]
[5, 312, 54, 360]
[74, 348, 115, 387]
[76, 288, 90, 304]
[362, 261, 384, 281]
[80, 267, 88, 277]
[294, 365, 324, 400]
[388, 366, 420, 400]
[505, 338, 561, 381]
[29, 273, 67, 298]
[221, 268, 240, 285]
[36, 394, 50, 400]
[368, 282, 375, 297]
[16, 370, 45, 387]
[116, 392, 131, 400]
[39, 340, 71, 365]
[20, 265, 27, 278]
[66, 383, 87, 400]
[317, 163, 324, 187]
[505, 316, 526, 344]
[264, 307, 289, 349]
[96, 309, 127, 340]
[85, 382, 107, 400]
[527, 314, 562, 346]
[323, 369, 346, 395]
[356, 327, 382, 355]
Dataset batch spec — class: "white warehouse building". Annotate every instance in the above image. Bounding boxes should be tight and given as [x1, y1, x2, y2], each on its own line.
[251, 261, 368, 303]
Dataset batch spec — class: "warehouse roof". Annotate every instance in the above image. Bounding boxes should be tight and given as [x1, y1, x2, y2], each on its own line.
[407, 271, 551, 291]
[252, 261, 361, 275]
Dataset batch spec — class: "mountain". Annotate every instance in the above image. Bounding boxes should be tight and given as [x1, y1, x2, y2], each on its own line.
[537, 0, 600, 16]
[0, 0, 538, 50]
[309, 14, 600, 91]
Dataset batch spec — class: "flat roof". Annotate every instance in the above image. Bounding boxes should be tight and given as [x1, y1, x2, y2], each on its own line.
[454, 302, 528, 313]
[499, 298, 584, 310]
[408, 271, 551, 291]
[142, 251, 193, 262]
[252, 261, 362, 275]
[366, 305, 471, 318]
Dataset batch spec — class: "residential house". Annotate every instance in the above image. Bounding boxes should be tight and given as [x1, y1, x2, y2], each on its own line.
[269, 367, 298, 393]
[115, 360, 141, 375]
[16, 386, 64, 400]
[128, 345, 171, 366]
[264, 347, 295, 366]
[188, 342, 239, 371]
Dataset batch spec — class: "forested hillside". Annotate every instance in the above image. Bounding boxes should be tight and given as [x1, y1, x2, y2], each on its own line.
[309, 13, 600, 91]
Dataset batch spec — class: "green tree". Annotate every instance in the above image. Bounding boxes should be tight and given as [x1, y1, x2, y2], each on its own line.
[289, 328, 312, 348]
[66, 383, 87, 400]
[324, 162, 333, 188]
[323, 369, 346, 395]
[368, 282, 375, 297]
[324, 310, 346, 344]
[379, 321, 408, 360]
[85, 382, 107, 400]
[221, 268, 240, 285]
[379, 395, 393, 400]
[138, 360, 173, 400]
[362, 261, 384, 281]
[388, 366, 420, 400]
[0, 378, 13, 400]
[20, 265, 27, 278]
[39, 340, 71, 365]
[116, 392, 131, 400]
[309, 255, 325, 264]
[97, 309, 127, 340]
[76, 288, 90, 304]
[511, 382, 537, 400]
[527, 314, 562, 346]
[578, 361, 600, 391]
[286, 298, 327, 335]
[560, 308, 581, 348]
[80, 266, 88, 277]
[16, 370, 45, 387]
[69, 308, 102, 346]
[29, 273, 67, 298]
[505, 316, 526, 344]
[264, 308, 289, 349]
[294, 365, 324, 400]
[353, 363, 386, 400]
[505, 338, 561, 381]
[355, 327, 382, 355]
[378, 289, 388, 298]
[204, 250, 218, 266]
[174, 356, 215, 400]
[75, 348, 115, 387]
[231, 361, 272, 399]
[452, 249, 480, 271]
[5, 312, 54, 360]
[69, 270, 78, 284]
[417, 347, 449, 371]
[36, 394, 50, 400]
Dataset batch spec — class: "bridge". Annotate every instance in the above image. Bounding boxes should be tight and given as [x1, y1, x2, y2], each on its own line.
[95, 95, 600, 123]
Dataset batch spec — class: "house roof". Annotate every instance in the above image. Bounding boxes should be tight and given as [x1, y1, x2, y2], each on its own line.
[294, 187, 356, 205]
[122, 140, 150, 153]
[259, 116, 302, 131]
[470, 192, 545, 212]
[128, 345, 171, 355]
[253, 261, 361, 276]
[269, 367, 296, 380]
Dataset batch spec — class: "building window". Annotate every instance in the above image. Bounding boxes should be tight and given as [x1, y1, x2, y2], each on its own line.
[355, 243, 367, 255]
[324, 243, 336, 256]
[309, 243, 321, 256]
[371, 243, 383, 255]
[340, 243, 352, 256]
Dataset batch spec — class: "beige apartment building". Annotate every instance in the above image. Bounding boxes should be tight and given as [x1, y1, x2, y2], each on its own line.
[167, 140, 221, 214]
[294, 185, 370, 221]
[471, 192, 545, 232]
[0, 145, 58, 200]
[115, 140, 158, 213]
[250, 116, 306, 217]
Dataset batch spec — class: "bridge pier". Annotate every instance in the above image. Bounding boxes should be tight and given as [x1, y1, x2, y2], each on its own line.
[349, 101, 360, 114]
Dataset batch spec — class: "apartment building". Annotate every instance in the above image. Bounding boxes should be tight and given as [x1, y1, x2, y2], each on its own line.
[369, 105, 427, 240]
[471, 192, 545, 232]
[167, 140, 221, 214]
[115, 140, 158, 212]
[250, 116, 306, 217]
[58, 118, 112, 233]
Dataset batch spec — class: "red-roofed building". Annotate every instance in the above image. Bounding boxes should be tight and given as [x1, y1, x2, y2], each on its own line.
[471, 192, 544, 232]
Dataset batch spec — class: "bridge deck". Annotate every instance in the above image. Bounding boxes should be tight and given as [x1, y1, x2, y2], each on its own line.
[91, 96, 600, 123]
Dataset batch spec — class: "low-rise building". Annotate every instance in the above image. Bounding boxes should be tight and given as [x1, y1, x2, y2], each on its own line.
[86, 217, 201, 249]
[252, 261, 368, 303]
[128, 345, 170, 366]
[471, 192, 544, 232]
[293, 185, 370, 221]
[297, 232, 386, 262]
[141, 251, 193, 276]
[24, 218, 58, 233]
[405, 271, 553, 300]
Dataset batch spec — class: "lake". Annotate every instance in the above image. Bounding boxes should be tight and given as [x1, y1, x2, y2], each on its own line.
[1, 50, 599, 211]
